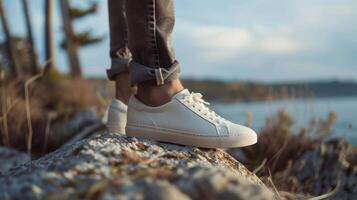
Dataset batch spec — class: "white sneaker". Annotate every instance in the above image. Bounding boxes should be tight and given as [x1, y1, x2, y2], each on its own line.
[126, 89, 257, 148]
[104, 99, 127, 134]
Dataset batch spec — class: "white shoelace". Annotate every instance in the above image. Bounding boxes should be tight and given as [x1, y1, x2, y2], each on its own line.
[183, 92, 225, 124]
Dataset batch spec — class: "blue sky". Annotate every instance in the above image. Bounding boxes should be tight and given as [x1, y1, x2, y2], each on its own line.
[1, 0, 357, 82]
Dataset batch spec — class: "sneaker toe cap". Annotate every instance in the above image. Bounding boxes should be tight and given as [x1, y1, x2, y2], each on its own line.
[227, 123, 257, 143]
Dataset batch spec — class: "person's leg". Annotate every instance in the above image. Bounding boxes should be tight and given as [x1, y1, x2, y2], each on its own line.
[124, 0, 257, 148]
[125, 0, 183, 106]
[107, 0, 132, 104]
[106, 0, 132, 134]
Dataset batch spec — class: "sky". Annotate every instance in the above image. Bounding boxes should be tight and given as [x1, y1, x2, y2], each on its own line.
[1, 0, 357, 82]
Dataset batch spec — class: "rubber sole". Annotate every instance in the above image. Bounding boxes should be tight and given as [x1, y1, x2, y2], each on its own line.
[126, 124, 257, 148]
[106, 124, 126, 135]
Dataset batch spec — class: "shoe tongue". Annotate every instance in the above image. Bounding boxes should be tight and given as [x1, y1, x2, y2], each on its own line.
[172, 89, 190, 99]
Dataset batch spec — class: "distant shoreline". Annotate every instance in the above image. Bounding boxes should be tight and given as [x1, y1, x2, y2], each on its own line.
[181, 79, 357, 103]
[89, 78, 357, 103]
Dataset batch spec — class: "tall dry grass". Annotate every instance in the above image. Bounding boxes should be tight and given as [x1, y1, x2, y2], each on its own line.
[229, 110, 339, 198]
[0, 72, 101, 154]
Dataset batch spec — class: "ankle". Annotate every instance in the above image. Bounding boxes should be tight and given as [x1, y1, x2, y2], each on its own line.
[136, 79, 184, 106]
[114, 72, 133, 104]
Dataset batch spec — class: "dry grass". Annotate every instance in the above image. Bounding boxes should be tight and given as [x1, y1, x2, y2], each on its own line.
[235, 111, 317, 172]
[228, 110, 339, 198]
[0, 73, 101, 154]
[32, 77, 100, 113]
[25, 71, 44, 154]
[0, 81, 43, 150]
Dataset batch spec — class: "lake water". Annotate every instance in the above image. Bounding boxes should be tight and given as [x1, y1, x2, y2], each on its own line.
[212, 97, 357, 145]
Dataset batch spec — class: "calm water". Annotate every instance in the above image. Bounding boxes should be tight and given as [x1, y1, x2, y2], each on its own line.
[212, 97, 357, 145]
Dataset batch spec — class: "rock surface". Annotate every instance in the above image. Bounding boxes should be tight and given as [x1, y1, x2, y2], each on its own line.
[0, 147, 30, 174]
[47, 109, 101, 150]
[0, 133, 274, 200]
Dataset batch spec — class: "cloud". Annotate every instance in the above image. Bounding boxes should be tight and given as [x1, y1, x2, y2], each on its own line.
[180, 22, 305, 61]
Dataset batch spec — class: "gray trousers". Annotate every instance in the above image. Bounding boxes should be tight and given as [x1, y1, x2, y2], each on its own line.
[106, 0, 180, 86]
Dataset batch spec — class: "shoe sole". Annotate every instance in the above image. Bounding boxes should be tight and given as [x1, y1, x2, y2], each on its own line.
[106, 124, 126, 135]
[126, 124, 257, 148]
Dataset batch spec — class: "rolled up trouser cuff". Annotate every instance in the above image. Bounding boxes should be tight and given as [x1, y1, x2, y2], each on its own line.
[106, 57, 131, 80]
[129, 60, 180, 86]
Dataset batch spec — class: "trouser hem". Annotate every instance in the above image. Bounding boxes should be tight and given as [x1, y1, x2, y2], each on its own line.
[106, 57, 131, 80]
[129, 60, 180, 86]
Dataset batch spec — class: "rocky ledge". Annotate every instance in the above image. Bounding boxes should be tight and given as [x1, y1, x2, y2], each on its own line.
[0, 133, 274, 200]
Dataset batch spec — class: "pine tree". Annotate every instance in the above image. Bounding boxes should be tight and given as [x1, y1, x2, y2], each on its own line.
[60, 0, 104, 77]
[0, 0, 20, 77]
[68, 1, 104, 46]
[21, 0, 39, 74]
[44, 0, 56, 73]
[60, 0, 81, 77]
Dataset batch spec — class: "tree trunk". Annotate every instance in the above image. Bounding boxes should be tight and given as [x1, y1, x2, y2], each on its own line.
[44, 0, 55, 72]
[60, 0, 82, 77]
[22, 0, 39, 74]
[0, 0, 20, 77]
